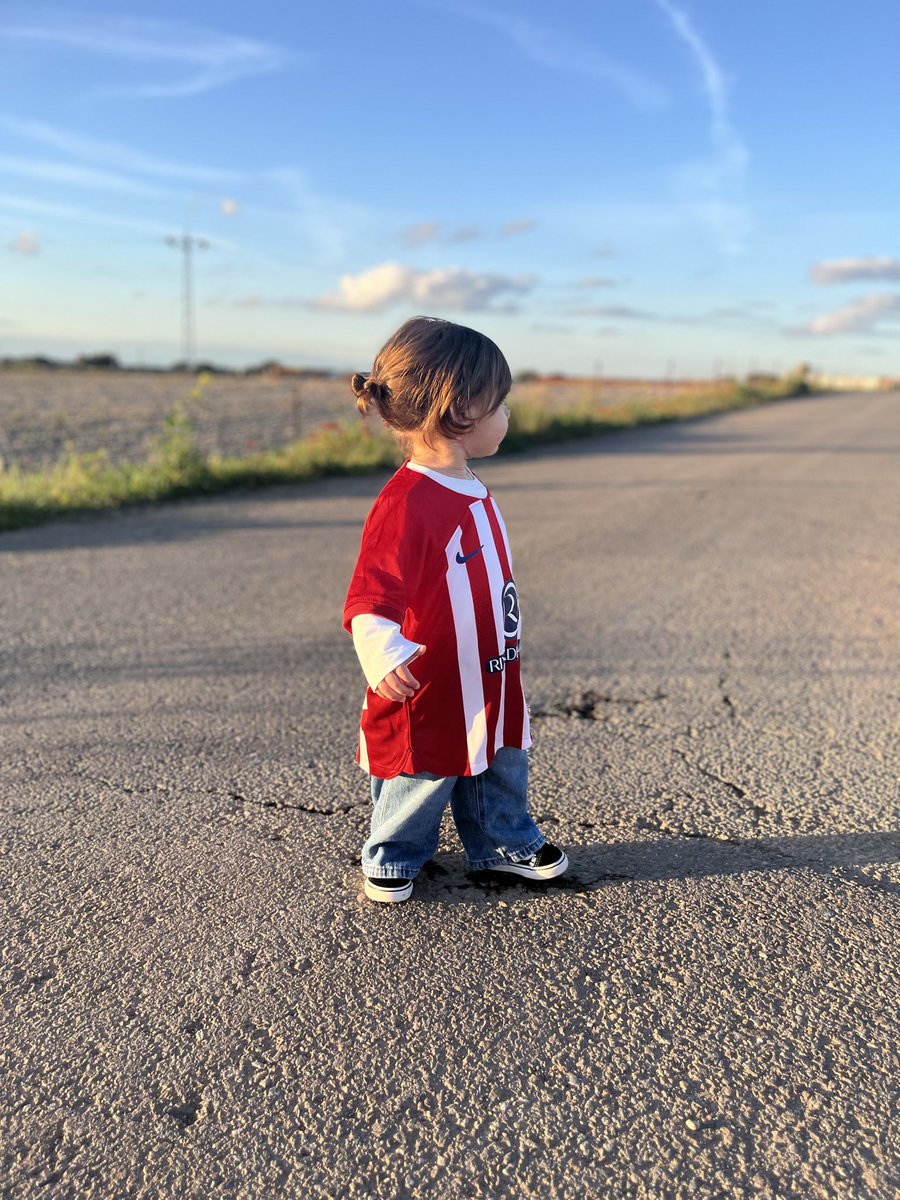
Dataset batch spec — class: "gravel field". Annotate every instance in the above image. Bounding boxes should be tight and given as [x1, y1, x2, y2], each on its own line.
[0, 370, 698, 471]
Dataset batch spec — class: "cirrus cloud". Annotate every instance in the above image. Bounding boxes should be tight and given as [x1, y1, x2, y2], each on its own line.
[1, 17, 289, 99]
[0, 152, 168, 196]
[422, 2, 668, 110]
[311, 262, 536, 313]
[654, 0, 751, 255]
[0, 115, 243, 185]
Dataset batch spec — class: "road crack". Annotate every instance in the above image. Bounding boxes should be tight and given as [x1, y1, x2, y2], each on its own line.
[226, 791, 363, 817]
[531, 689, 668, 720]
[674, 747, 771, 818]
[719, 646, 738, 720]
[90, 779, 363, 817]
[674, 747, 748, 799]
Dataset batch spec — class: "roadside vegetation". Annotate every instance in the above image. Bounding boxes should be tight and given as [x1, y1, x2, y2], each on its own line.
[0, 371, 813, 531]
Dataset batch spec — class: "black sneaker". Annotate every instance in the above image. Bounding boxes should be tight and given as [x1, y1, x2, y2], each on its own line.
[489, 843, 569, 881]
[364, 876, 414, 903]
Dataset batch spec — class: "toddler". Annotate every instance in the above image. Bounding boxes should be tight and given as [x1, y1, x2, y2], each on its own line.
[343, 316, 568, 902]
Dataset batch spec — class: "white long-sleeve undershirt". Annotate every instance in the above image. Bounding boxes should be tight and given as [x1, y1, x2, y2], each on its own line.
[350, 614, 424, 692]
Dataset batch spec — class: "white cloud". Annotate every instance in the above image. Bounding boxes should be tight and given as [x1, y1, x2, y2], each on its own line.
[810, 257, 900, 285]
[312, 262, 536, 313]
[795, 293, 900, 335]
[9, 231, 39, 255]
[654, 0, 751, 254]
[1, 17, 289, 99]
[425, 2, 667, 110]
[579, 276, 618, 288]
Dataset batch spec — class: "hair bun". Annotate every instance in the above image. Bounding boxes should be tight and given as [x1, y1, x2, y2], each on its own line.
[351, 371, 390, 415]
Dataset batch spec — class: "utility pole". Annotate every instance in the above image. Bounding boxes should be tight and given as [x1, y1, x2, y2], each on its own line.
[165, 231, 209, 370]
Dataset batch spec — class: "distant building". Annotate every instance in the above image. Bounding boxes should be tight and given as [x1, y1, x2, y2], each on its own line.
[811, 373, 896, 392]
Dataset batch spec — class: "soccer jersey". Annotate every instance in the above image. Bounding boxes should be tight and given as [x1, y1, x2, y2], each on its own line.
[343, 462, 532, 778]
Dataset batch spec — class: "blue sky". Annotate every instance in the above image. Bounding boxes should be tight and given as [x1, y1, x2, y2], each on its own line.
[1, 0, 898, 377]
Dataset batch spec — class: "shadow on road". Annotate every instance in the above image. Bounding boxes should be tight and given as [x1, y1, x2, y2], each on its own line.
[411, 831, 900, 904]
[0, 506, 364, 554]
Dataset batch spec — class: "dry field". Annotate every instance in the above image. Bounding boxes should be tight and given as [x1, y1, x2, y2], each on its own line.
[0, 369, 711, 471]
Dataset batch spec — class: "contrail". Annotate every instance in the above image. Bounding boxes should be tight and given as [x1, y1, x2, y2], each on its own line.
[653, 0, 750, 252]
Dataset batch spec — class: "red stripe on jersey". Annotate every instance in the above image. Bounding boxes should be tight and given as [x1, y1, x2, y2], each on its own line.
[484, 497, 512, 578]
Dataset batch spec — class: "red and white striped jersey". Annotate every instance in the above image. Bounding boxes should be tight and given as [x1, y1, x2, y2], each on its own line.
[343, 462, 532, 778]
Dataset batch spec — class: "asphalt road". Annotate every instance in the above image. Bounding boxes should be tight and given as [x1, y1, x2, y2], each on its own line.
[2, 390, 898, 1199]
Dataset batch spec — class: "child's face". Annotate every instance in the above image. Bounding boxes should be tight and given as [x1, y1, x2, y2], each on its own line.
[458, 400, 510, 460]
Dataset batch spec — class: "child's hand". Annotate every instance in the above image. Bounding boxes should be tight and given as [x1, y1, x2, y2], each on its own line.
[375, 645, 426, 703]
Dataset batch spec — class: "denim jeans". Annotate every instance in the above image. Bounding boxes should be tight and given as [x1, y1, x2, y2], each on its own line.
[362, 746, 545, 878]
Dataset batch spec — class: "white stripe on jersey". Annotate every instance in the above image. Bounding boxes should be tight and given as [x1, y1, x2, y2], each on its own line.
[488, 497, 531, 747]
[445, 522, 489, 774]
[359, 697, 370, 771]
[471, 500, 508, 755]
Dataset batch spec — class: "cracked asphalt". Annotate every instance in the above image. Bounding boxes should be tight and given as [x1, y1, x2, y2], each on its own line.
[2, 390, 898, 1199]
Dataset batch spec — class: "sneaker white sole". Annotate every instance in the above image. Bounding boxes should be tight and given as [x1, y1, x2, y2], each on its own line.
[489, 851, 569, 881]
[364, 877, 414, 903]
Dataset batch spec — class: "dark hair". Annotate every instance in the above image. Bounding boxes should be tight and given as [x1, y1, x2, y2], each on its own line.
[351, 316, 511, 446]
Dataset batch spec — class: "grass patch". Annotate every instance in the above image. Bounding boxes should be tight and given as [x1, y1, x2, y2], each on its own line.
[0, 373, 812, 531]
[502, 374, 810, 448]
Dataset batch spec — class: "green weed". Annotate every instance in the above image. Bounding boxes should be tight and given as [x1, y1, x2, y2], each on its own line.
[0, 375, 814, 531]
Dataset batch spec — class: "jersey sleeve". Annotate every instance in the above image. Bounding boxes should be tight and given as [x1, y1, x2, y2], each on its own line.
[342, 490, 425, 633]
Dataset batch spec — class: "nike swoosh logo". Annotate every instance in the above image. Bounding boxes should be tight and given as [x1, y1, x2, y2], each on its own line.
[456, 545, 484, 564]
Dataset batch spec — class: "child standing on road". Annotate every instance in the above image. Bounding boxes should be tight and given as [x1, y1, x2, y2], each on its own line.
[344, 316, 568, 903]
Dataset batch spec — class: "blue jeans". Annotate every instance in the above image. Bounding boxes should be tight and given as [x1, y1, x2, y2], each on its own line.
[362, 747, 545, 879]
